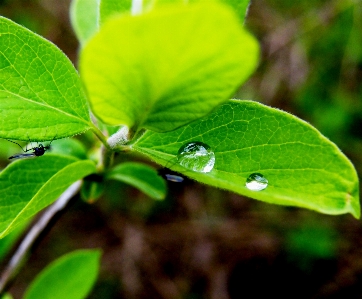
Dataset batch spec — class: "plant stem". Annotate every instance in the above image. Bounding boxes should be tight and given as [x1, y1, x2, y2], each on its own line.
[0, 181, 82, 295]
[90, 125, 112, 150]
[98, 144, 114, 172]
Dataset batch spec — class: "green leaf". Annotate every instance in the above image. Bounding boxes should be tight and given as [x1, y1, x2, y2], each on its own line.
[0, 17, 91, 141]
[81, 174, 105, 202]
[99, 0, 250, 23]
[106, 162, 166, 200]
[70, 0, 100, 45]
[50, 138, 88, 159]
[132, 100, 360, 218]
[0, 155, 96, 238]
[100, 0, 132, 24]
[0, 219, 29, 260]
[219, 0, 250, 22]
[80, 2, 259, 132]
[23, 249, 101, 299]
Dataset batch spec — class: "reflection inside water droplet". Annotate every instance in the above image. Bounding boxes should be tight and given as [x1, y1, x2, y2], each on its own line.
[177, 141, 215, 173]
[245, 173, 268, 191]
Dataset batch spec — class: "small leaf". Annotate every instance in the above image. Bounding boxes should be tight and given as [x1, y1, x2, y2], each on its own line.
[70, 0, 100, 45]
[23, 249, 101, 299]
[132, 100, 360, 218]
[0, 155, 96, 238]
[80, 2, 259, 132]
[81, 174, 105, 202]
[0, 17, 91, 140]
[106, 162, 166, 200]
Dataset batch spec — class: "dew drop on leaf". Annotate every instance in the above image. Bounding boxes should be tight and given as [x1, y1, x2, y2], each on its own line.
[177, 141, 215, 173]
[245, 173, 268, 191]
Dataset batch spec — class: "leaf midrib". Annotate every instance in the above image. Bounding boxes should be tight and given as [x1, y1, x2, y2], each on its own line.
[3, 90, 90, 125]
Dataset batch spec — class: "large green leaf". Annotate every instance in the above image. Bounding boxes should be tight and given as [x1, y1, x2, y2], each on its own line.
[100, 0, 132, 24]
[80, 2, 259, 132]
[70, 0, 100, 45]
[23, 249, 101, 299]
[106, 162, 166, 200]
[100, 0, 250, 23]
[0, 17, 91, 141]
[132, 100, 360, 218]
[0, 155, 96, 238]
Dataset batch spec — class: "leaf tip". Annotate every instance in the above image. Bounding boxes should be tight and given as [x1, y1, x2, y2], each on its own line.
[347, 193, 361, 219]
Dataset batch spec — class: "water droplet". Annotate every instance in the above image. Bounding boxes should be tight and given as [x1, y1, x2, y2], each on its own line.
[177, 141, 215, 173]
[245, 173, 268, 191]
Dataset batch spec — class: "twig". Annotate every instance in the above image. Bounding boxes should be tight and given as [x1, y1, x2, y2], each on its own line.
[0, 180, 82, 294]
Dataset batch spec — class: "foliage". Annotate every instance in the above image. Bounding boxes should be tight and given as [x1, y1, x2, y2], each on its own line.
[0, 0, 359, 234]
[23, 249, 101, 299]
[132, 100, 359, 217]
[0, 0, 360, 297]
[0, 155, 96, 237]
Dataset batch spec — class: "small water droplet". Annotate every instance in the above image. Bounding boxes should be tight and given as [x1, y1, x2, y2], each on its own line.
[245, 173, 268, 191]
[177, 141, 215, 173]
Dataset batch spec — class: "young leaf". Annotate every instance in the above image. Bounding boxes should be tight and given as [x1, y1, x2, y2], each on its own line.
[0, 17, 91, 141]
[106, 162, 166, 200]
[81, 176, 105, 202]
[132, 100, 360, 218]
[70, 0, 100, 45]
[0, 155, 96, 238]
[80, 2, 259, 132]
[23, 249, 101, 299]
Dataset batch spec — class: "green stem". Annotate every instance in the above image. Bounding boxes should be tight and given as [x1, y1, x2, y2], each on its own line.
[99, 145, 114, 172]
[89, 124, 115, 171]
[90, 125, 112, 150]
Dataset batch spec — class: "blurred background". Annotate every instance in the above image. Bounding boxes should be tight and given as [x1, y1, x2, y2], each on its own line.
[0, 0, 361, 298]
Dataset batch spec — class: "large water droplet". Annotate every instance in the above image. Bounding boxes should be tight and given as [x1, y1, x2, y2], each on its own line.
[177, 141, 215, 173]
[245, 173, 268, 191]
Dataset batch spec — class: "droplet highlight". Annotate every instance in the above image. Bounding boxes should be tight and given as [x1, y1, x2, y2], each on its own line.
[245, 173, 268, 191]
[177, 141, 215, 173]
